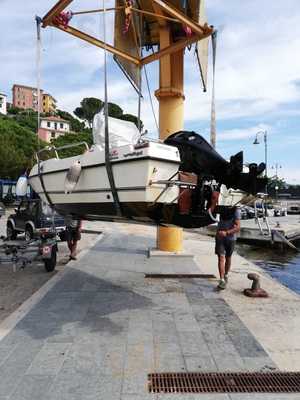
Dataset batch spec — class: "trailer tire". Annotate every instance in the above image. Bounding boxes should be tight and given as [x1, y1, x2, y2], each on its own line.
[7, 222, 17, 240]
[25, 226, 34, 241]
[44, 246, 57, 272]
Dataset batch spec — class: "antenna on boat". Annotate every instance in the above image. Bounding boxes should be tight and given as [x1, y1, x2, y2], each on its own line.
[102, 0, 122, 217]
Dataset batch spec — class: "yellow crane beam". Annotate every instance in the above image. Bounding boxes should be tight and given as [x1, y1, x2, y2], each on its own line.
[53, 23, 141, 65]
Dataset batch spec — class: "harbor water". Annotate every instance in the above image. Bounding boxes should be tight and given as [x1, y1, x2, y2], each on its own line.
[237, 241, 300, 295]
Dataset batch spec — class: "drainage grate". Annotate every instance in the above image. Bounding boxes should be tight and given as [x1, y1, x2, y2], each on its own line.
[145, 274, 216, 279]
[148, 372, 300, 393]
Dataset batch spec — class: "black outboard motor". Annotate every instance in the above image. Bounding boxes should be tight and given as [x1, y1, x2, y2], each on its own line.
[165, 131, 267, 195]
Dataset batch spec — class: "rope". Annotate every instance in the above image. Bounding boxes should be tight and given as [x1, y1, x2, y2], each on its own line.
[137, 67, 142, 132]
[35, 16, 54, 209]
[102, 0, 122, 217]
[35, 16, 42, 151]
[210, 30, 217, 149]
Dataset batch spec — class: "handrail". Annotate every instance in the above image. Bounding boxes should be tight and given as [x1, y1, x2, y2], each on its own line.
[254, 198, 271, 236]
[35, 142, 89, 162]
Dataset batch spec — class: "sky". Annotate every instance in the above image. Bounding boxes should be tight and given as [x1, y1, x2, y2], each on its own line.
[0, 0, 300, 183]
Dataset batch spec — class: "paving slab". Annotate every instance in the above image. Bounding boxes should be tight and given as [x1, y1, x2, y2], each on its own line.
[0, 222, 297, 399]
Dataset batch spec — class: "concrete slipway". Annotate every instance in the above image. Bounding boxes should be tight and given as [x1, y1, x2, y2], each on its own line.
[0, 222, 299, 400]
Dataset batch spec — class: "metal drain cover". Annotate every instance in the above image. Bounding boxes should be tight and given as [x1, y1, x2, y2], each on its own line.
[148, 372, 300, 393]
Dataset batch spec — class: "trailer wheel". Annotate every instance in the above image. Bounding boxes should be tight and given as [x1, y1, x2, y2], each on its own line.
[44, 246, 57, 272]
[25, 226, 34, 241]
[7, 222, 17, 240]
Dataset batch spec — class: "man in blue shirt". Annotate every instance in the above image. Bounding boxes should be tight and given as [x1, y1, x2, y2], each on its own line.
[215, 206, 241, 289]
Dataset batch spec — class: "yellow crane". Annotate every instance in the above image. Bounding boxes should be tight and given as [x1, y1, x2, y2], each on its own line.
[40, 0, 215, 251]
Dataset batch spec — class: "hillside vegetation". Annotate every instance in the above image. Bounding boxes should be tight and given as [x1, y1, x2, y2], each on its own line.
[0, 97, 142, 179]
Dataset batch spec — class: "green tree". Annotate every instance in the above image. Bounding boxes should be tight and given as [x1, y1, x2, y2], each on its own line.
[7, 106, 22, 115]
[56, 109, 86, 133]
[0, 118, 44, 179]
[119, 113, 143, 129]
[14, 112, 38, 132]
[267, 176, 286, 190]
[74, 98, 103, 128]
[52, 131, 93, 158]
[106, 102, 123, 118]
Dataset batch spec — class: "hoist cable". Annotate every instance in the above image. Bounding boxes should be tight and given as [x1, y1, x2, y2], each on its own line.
[102, 0, 122, 217]
[143, 64, 159, 135]
[35, 16, 54, 209]
[210, 30, 217, 149]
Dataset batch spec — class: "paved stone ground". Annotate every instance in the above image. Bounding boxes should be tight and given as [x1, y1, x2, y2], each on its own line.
[0, 224, 299, 400]
[0, 211, 99, 322]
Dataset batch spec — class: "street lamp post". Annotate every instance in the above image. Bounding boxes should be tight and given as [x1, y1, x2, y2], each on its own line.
[275, 185, 279, 200]
[271, 163, 282, 180]
[253, 130, 268, 193]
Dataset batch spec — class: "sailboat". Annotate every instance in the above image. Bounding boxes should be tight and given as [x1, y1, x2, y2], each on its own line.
[29, 0, 267, 228]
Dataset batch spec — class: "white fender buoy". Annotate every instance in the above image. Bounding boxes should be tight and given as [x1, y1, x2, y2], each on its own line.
[16, 175, 28, 197]
[64, 160, 82, 194]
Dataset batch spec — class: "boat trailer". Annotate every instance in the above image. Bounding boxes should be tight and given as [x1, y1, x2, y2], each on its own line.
[0, 233, 58, 273]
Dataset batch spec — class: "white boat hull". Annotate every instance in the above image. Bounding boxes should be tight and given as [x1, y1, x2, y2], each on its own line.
[29, 142, 182, 223]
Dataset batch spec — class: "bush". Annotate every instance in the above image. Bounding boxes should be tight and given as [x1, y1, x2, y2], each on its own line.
[0, 118, 44, 179]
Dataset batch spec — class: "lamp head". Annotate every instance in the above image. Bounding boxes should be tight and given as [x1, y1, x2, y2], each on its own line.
[253, 138, 260, 145]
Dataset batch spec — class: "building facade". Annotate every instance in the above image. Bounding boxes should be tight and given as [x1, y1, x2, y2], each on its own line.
[12, 84, 44, 112]
[43, 94, 57, 114]
[38, 116, 70, 143]
[0, 93, 7, 115]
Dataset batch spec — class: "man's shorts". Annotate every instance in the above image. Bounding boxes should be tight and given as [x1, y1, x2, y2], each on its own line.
[66, 227, 81, 242]
[215, 237, 235, 257]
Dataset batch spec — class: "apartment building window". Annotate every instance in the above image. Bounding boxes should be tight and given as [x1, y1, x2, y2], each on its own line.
[51, 132, 55, 139]
[47, 122, 51, 128]
[60, 123, 63, 129]
[54, 123, 57, 130]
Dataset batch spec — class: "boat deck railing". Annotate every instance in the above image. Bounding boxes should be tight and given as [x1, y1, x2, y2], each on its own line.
[36, 142, 89, 161]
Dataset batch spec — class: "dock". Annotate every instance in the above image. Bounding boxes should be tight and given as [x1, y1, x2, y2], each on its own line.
[0, 222, 300, 399]
[201, 214, 300, 248]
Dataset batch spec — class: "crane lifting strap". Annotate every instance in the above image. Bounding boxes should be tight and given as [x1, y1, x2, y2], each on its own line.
[102, 0, 122, 217]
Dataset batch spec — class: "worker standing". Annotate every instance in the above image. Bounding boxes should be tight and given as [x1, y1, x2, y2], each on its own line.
[65, 215, 82, 260]
[215, 206, 241, 289]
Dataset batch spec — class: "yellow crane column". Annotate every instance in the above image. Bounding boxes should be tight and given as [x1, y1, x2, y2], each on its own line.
[155, 24, 184, 252]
